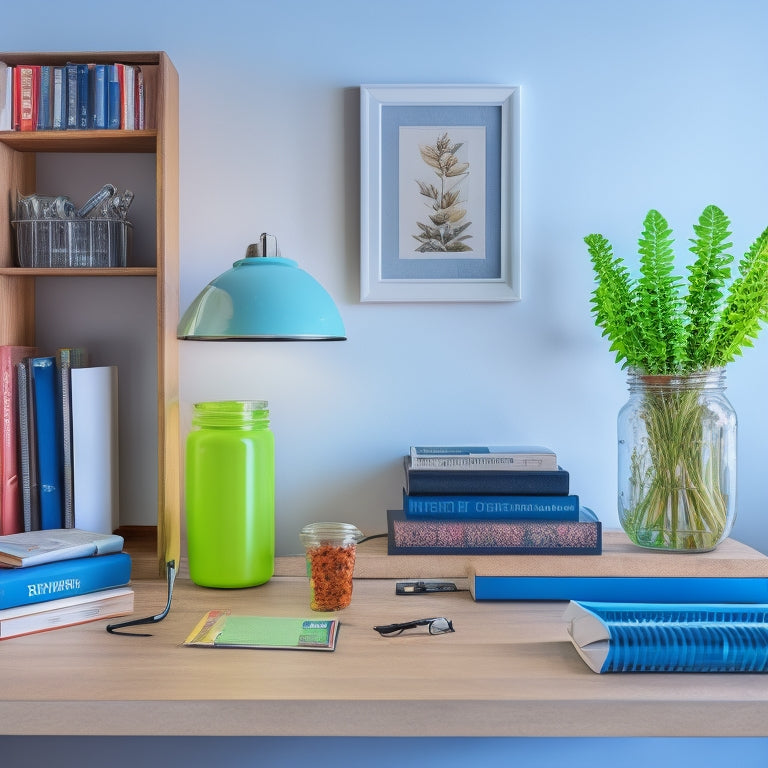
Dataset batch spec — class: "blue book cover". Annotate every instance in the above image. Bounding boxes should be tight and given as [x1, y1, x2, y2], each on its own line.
[404, 457, 570, 496]
[37, 66, 51, 130]
[565, 600, 768, 673]
[77, 63, 89, 128]
[65, 63, 78, 129]
[471, 574, 768, 603]
[52, 66, 66, 130]
[30, 357, 63, 530]
[107, 65, 120, 129]
[90, 64, 107, 129]
[403, 489, 579, 520]
[0, 551, 131, 609]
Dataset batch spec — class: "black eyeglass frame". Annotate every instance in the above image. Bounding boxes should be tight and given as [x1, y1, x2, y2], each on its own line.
[373, 617, 455, 636]
[106, 559, 176, 636]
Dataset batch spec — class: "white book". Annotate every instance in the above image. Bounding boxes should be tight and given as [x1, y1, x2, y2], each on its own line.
[0, 63, 11, 131]
[71, 366, 119, 535]
[0, 587, 134, 640]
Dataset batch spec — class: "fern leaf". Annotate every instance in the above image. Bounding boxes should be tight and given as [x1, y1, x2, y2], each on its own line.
[708, 224, 768, 366]
[635, 209, 684, 373]
[683, 205, 733, 368]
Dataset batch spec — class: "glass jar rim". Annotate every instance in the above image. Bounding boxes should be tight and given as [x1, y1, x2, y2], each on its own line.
[299, 522, 364, 547]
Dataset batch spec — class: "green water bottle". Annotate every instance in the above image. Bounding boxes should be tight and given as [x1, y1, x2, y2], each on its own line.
[185, 400, 275, 587]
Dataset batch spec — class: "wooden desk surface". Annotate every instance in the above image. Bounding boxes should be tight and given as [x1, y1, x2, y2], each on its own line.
[1, 573, 767, 737]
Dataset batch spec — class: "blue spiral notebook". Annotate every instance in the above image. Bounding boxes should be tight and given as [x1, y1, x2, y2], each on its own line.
[564, 600, 768, 673]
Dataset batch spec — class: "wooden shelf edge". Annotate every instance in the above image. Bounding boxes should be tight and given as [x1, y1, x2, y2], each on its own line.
[0, 267, 157, 276]
[0, 129, 157, 153]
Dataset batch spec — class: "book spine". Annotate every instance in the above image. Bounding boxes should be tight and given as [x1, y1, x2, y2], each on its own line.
[403, 490, 579, 520]
[71, 366, 119, 534]
[1, 347, 37, 535]
[16, 360, 39, 531]
[77, 63, 89, 129]
[18, 65, 38, 131]
[0, 63, 11, 132]
[37, 65, 51, 130]
[65, 64, 78, 129]
[387, 509, 601, 555]
[409, 455, 558, 471]
[0, 551, 131, 609]
[52, 67, 65, 130]
[107, 65, 120, 129]
[135, 65, 144, 129]
[30, 357, 64, 530]
[90, 64, 107, 129]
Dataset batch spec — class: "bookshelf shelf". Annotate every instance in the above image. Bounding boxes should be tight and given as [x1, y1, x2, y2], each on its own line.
[0, 51, 179, 574]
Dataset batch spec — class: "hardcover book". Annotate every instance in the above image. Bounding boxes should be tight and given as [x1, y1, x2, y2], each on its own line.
[0, 346, 37, 535]
[16, 359, 40, 531]
[0, 586, 133, 640]
[0, 550, 131, 609]
[403, 457, 570, 496]
[184, 609, 340, 651]
[564, 600, 768, 673]
[0, 527, 124, 567]
[403, 489, 579, 520]
[71, 366, 119, 534]
[30, 357, 64, 529]
[409, 445, 558, 471]
[387, 507, 601, 555]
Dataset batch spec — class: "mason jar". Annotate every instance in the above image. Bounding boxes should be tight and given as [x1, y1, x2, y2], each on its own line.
[617, 368, 736, 552]
[186, 400, 275, 587]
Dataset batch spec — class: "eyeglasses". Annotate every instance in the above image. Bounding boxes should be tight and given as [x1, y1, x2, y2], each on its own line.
[373, 617, 455, 637]
[106, 560, 176, 636]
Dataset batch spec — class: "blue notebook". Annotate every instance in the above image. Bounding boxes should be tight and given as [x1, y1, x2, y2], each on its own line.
[564, 600, 768, 673]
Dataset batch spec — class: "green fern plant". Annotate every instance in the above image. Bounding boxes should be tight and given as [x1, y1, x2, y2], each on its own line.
[585, 206, 768, 550]
[586, 205, 768, 374]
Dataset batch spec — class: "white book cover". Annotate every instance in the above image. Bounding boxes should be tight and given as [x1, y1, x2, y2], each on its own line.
[0, 63, 11, 131]
[71, 366, 119, 535]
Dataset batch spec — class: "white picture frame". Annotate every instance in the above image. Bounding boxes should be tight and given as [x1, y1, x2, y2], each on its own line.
[360, 84, 521, 303]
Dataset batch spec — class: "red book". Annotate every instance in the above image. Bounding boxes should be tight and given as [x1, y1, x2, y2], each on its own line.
[0, 345, 37, 534]
[16, 65, 39, 131]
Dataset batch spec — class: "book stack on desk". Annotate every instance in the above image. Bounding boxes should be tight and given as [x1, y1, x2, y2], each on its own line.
[388, 446, 601, 555]
[0, 528, 133, 639]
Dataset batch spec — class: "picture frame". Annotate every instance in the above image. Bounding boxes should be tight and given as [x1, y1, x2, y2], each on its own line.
[360, 84, 521, 303]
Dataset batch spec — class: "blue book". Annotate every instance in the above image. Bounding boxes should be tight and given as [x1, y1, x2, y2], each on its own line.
[37, 65, 51, 130]
[65, 63, 78, 129]
[564, 600, 768, 673]
[107, 65, 120, 129]
[0, 551, 131, 609]
[30, 357, 63, 529]
[403, 489, 579, 520]
[404, 457, 570, 496]
[77, 63, 89, 128]
[90, 64, 107, 129]
[52, 67, 66, 130]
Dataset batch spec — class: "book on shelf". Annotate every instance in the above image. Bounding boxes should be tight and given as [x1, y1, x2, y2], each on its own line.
[409, 445, 558, 471]
[2, 58, 145, 133]
[0, 586, 133, 641]
[467, 531, 768, 603]
[403, 489, 580, 520]
[30, 356, 64, 530]
[0, 550, 131, 609]
[0, 345, 37, 535]
[184, 609, 340, 651]
[0, 527, 124, 567]
[57, 348, 89, 529]
[403, 456, 570, 496]
[16, 359, 40, 531]
[387, 507, 601, 555]
[71, 365, 119, 535]
[564, 600, 768, 673]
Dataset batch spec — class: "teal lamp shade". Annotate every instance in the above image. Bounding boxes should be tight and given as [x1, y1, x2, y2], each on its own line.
[177, 235, 346, 340]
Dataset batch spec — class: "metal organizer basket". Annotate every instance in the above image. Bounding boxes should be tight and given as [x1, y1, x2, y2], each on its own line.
[13, 217, 132, 268]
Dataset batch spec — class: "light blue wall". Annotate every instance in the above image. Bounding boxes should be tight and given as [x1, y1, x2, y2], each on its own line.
[2, 0, 767, 761]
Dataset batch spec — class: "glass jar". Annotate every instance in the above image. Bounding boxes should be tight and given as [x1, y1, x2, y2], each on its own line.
[299, 522, 363, 611]
[185, 400, 275, 587]
[617, 368, 737, 552]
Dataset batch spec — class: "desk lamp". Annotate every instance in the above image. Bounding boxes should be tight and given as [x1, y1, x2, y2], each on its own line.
[177, 233, 346, 340]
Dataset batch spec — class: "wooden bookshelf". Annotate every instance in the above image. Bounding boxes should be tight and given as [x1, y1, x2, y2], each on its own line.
[0, 51, 180, 574]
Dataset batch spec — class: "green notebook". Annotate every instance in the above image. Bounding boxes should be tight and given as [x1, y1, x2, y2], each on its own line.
[184, 610, 339, 651]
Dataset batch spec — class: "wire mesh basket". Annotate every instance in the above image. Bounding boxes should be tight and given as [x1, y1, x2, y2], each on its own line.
[13, 218, 132, 268]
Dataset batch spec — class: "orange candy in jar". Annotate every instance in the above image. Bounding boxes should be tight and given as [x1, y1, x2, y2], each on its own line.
[299, 523, 363, 611]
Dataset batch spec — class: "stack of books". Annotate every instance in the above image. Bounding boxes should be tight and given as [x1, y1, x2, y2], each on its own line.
[1, 344, 118, 536]
[388, 445, 601, 555]
[0, 528, 133, 640]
